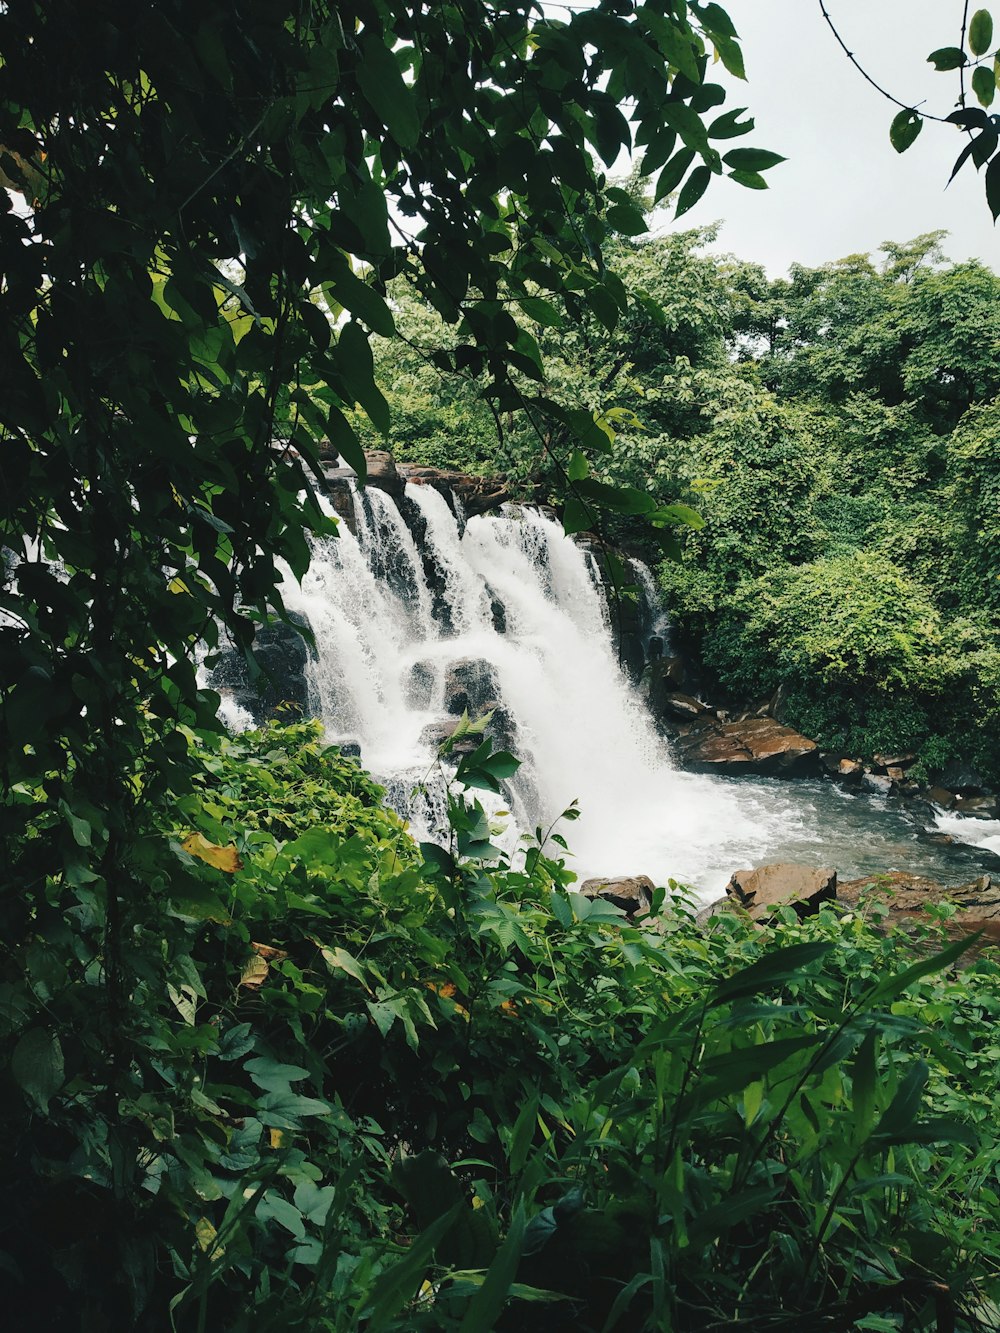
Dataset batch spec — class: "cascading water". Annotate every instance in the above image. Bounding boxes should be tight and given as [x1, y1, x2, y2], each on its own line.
[279, 482, 996, 899]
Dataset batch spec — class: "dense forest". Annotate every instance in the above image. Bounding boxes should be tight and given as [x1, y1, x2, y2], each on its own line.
[4, 2, 1000, 1331]
[363, 224, 1000, 782]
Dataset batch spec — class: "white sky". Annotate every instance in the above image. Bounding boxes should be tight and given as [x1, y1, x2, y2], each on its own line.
[667, 0, 999, 274]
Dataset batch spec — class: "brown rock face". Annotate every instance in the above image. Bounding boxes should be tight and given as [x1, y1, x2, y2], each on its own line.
[396, 463, 510, 517]
[726, 864, 837, 921]
[838, 871, 1000, 963]
[580, 875, 656, 916]
[660, 692, 709, 721]
[675, 717, 819, 778]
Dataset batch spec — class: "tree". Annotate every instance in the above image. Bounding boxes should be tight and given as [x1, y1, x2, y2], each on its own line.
[0, 2, 776, 1325]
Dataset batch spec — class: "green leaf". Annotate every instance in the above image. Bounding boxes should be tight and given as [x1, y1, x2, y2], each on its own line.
[329, 266, 395, 337]
[928, 46, 967, 70]
[316, 942, 371, 992]
[605, 201, 648, 236]
[865, 933, 980, 1004]
[889, 109, 923, 152]
[257, 1090, 332, 1128]
[458, 1200, 527, 1333]
[420, 842, 457, 878]
[567, 450, 589, 481]
[723, 147, 786, 172]
[327, 405, 368, 484]
[655, 148, 696, 203]
[562, 498, 592, 535]
[973, 64, 996, 106]
[356, 32, 420, 148]
[12, 1028, 64, 1113]
[245, 1056, 311, 1093]
[708, 107, 755, 139]
[728, 169, 767, 189]
[337, 321, 390, 433]
[987, 152, 1000, 218]
[850, 1029, 878, 1142]
[869, 1060, 927, 1144]
[520, 296, 563, 329]
[674, 164, 711, 218]
[362, 1205, 464, 1331]
[574, 477, 656, 515]
[970, 9, 994, 56]
[710, 942, 834, 1005]
[711, 33, 746, 80]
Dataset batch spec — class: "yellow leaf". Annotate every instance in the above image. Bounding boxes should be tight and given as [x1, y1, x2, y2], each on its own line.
[240, 954, 269, 990]
[182, 832, 243, 873]
[239, 941, 289, 990]
[268, 1127, 286, 1149]
[195, 1217, 224, 1260]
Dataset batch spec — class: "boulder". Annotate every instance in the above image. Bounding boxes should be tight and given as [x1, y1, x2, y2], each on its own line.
[838, 871, 1000, 962]
[321, 450, 405, 502]
[444, 658, 498, 717]
[954, 795, 999, 819]
[861, 771, 894, 796]
[207, 615, 311, 725]
[873, 752, 916, 770]
[937, 760, 989, 796]
[659, 691, 709, 722]
[674, 717, 820, 778]
[726, 863, 837, 921]
[364, 450, 406, 501]
[641, 656, 689, 720]
[580, 874, 655, 917]
[926, 786, 956, 810]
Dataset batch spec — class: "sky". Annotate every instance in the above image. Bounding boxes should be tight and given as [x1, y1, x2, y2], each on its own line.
[665, 0, 1000, 275]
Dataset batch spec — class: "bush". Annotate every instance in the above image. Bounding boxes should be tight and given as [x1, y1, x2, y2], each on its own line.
[7, 721, 1000, 1331]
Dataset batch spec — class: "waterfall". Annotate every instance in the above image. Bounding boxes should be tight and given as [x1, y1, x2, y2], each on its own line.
[279, 483, 778, 891]
[223, 479, 1000, 895]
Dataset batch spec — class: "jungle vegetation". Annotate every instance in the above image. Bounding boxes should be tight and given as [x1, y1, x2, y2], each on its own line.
[3, 2, 1000, 1330]
[371, 226, 1000, 782]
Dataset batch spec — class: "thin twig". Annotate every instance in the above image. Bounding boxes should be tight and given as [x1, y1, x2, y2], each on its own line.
[817, 0, 947, 123]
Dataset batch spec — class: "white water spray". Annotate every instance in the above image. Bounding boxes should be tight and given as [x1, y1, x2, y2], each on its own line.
[279, 484, 784, 893]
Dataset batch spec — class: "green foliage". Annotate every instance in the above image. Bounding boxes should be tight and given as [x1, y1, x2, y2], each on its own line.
[10, 719, 1000, 1330]
[0, 4, 783, 1325]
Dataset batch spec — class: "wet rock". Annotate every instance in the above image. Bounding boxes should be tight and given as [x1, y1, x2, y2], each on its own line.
[207, 615, 311, 724]
[936, 761, 988, 795]
[339, 741, 362, 758]
[580, 874, 655, 917]
[674, 717, 820, 778]
[396, 462, 511, 518]
[861, 772, 894, 796]
[726, 863, 837, 922]
[444, 658, 499, 717]
[821, 753, 863, 780]
[660, 692, 709, 721]
[954, 795, 999, 819]
[479, 699, 516, 750]
[926, 786, 956, 810]
[768, 682, 790, 723]
[641, 657, 689, 722]
[324, 478, 358, 534]
[407, 660, 438, 710]
[873, 752, 916, 770]
[419, 720, 483, 756]
[365, 450, 406, 501]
